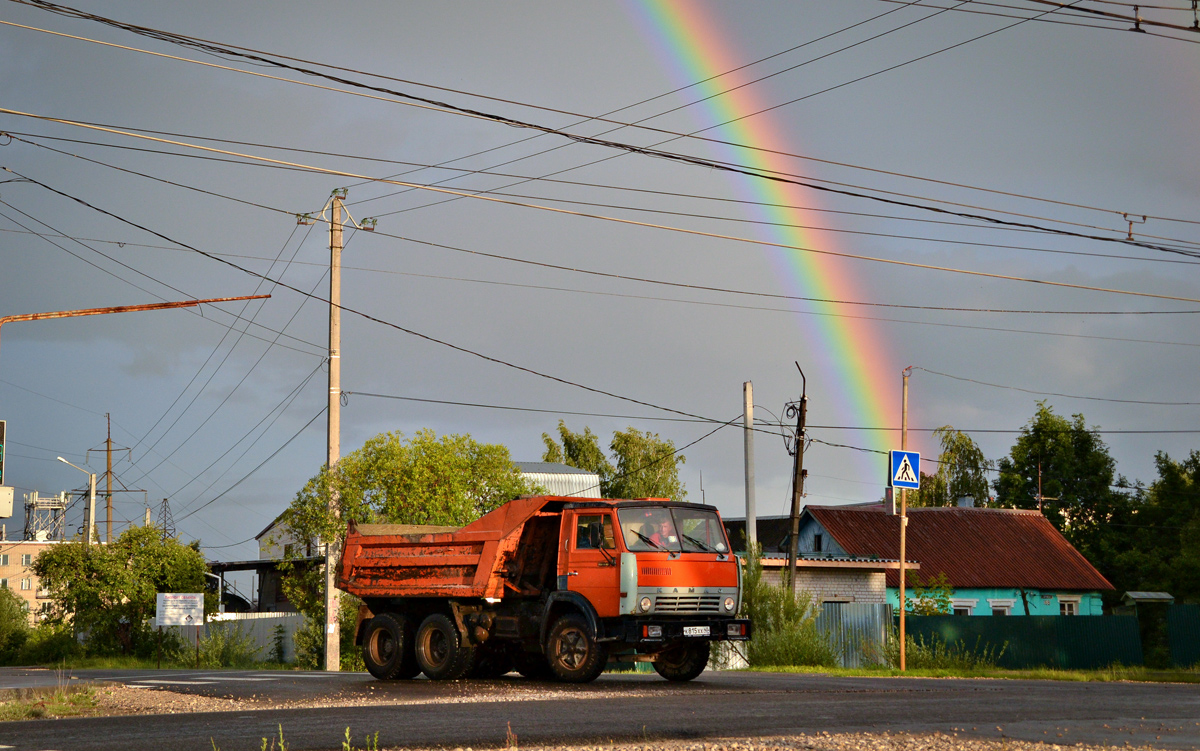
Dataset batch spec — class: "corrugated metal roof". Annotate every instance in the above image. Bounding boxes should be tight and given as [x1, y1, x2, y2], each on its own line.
[806, 505, 1113, 591]
[514, 462, 597, 475]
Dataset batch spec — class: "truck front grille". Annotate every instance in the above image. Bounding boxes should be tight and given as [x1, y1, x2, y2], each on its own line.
[654, 594, 722, 613]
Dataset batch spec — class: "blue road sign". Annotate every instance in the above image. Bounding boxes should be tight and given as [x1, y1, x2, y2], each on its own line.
[890, 450, 920, 489]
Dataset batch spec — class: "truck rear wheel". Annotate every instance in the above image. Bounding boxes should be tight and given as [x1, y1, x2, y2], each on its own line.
[362, 613, 420, 680]
[652, 641, 710, 682]
[415, 613, 475, 680]
[546, 614, 607, 683]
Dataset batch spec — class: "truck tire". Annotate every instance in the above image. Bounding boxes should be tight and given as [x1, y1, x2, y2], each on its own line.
[546, 614, 607, 683]
[415, 613, 476, 680]
[652, 641, 710, 682]
[362, 613, 420, 680]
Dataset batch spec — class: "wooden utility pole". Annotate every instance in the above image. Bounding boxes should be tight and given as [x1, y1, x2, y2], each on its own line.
[898, 366, 911, 671]
[743, 381, 756, 549]
[105, 413, 113, 543]
[785, 365, 807, 597]
[324, 189, 345, 672]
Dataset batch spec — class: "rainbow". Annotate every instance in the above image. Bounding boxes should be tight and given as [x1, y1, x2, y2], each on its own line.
[626, 1, 898, 473]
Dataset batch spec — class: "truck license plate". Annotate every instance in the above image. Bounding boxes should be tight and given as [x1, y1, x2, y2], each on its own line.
[683, 626, 710, 637]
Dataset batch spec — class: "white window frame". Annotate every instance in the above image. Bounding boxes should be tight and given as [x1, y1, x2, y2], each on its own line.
[1058, 595, 1081, 616]
[0, 578, 7, 589]
[20, 554, 31, 566]
[987, 598, 1015, 616]
[951, 598, 978, 616]
[0, 554, 8, 566]
[20, 578, 31, 590]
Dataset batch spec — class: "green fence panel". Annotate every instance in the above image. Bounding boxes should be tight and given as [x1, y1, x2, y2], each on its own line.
[1167, 604, 1200, 668]
[904, 616, 1143, 670]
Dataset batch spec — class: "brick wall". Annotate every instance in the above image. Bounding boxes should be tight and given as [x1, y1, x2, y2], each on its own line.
[761, 567, 887, 604]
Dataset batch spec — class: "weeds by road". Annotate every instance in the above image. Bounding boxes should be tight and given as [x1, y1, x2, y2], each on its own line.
[746, 664, 1200, 683]
[0, 684, 98, 721]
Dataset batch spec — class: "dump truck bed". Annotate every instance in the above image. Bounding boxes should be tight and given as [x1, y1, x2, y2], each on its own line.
[337, 496, 575, 600]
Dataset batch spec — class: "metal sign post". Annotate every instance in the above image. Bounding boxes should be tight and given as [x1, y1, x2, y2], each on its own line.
[889, 448, 920, 672]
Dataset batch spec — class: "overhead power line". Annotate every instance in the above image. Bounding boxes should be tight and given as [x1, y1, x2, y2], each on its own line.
[910, 366, 1200, 405]
[8, 2, 1200, 243]
[7, 118, 1200, 305]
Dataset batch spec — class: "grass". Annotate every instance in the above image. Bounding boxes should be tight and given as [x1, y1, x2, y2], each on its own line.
[743, 663, 1200, 683]
[34, 655, 295, 671]
[0, 684, 98, 721]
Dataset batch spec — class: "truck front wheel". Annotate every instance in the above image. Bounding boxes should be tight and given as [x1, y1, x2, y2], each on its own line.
[652, 641, 710, 682]
[362, 613, 420, 680]
[415, 613, 476, 680]
[546, 614, 607, 683]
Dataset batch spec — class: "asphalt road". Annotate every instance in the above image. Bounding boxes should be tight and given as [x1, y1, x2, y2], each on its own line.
[1, 668, 1198, 751]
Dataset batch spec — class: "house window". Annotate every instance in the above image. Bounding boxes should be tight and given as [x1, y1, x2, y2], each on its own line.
[988, 598, 1015, 616]
[0, 554, 7, 566]
[20, 554, 31, 566]
[813, 533, 823, 553]
[20, 578, 31, 590]
[1058, 595, 1081, 616]
[0, 578, 7, 589]
[953, 606, 972, 616]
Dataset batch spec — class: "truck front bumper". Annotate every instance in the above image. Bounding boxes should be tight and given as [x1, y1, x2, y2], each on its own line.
[605, 617, 751, 645]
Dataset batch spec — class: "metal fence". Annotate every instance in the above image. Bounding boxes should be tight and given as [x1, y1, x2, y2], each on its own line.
[164, 612, 306, 663]
[1167, 604, 1200, 668]
[903, 615, 1143, 670]
[814, 602, 891, 667]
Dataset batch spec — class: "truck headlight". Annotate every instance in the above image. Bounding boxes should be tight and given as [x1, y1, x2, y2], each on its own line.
[724, 596, 736, 611]
[639, 597, 653, 612]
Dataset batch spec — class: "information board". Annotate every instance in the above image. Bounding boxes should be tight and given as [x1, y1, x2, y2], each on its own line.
[155, 592, 204, 627]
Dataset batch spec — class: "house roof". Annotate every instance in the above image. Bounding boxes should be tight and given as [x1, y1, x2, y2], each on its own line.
[804, 505, 1113, 591]
[515, 462, 597, 475]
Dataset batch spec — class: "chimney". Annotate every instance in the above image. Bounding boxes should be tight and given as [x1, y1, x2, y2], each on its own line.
[885, 487, 896, 515]
[957, 496, 974, 508]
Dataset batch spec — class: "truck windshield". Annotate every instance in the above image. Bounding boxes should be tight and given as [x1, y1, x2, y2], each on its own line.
[618, 507, 729, 553]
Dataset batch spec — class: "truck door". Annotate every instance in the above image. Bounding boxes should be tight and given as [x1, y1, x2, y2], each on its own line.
[565, 511, 620, 617]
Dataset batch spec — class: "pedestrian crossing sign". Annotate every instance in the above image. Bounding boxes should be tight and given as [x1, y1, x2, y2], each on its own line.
[889, 450, 920, 489]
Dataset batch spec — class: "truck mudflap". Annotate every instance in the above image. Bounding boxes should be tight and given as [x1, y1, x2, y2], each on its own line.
[602, 618, 751, 645]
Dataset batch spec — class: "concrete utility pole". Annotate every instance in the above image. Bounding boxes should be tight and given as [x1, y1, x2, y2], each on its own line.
[105, 413, 113, 543]
[324, 188, 346, 672]
[785, 365, 807, 597]
[898, 366, 912, 672]
[743, 381, 757, 549]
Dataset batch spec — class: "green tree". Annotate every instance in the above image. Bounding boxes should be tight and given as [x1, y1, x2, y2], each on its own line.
[286, 428, 536, 548]
[905, 571, 953, 615]
[910, 426, 993, 507]
[282, 428, 536, 669]
[993, 403, 1134, 600]
[542, 422, 687, 500]
[541, 421, 614, 494]
[0, 587, 30, 663]
[1110, 451, 1200, 603]
[32, 525, 208, 655]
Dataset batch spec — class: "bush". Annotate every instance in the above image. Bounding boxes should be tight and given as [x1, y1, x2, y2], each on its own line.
[194, 622, 263, 668]
[15, 623, 82, 665]
[739, 548, 838, 668]
[294, 596, 364, 671]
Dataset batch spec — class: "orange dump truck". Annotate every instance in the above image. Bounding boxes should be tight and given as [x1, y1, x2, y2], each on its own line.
[339, 495, 750, 683]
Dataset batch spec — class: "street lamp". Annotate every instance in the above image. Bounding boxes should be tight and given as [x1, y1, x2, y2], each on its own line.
[57, 457, 96, 548]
